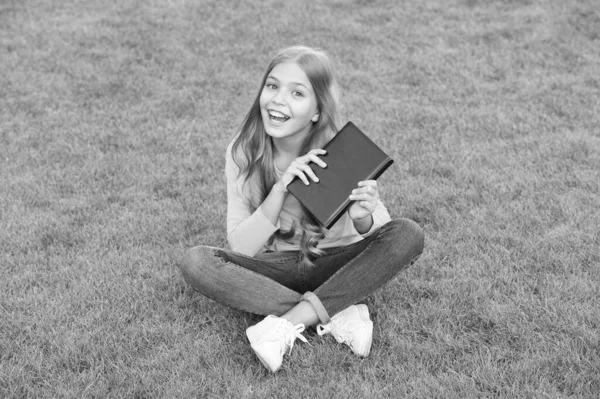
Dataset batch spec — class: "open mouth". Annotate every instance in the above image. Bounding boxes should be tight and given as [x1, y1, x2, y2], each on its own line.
[268, 110, 290, 124]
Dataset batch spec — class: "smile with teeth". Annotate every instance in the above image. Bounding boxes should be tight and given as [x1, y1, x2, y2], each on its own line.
[268, 110, 290, 123]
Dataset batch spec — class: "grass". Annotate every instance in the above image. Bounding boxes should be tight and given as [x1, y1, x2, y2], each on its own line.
[1, 0, 599, 397]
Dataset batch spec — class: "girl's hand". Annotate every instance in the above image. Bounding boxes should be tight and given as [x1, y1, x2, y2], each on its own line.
[278, 149, 327, 192]
[348, 180, 379, 221]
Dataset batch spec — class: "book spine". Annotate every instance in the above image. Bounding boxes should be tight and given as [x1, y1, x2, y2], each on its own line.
[369, 157, 394, 181]
[324, 156, 394, 229]
[325, 198, 352, 229]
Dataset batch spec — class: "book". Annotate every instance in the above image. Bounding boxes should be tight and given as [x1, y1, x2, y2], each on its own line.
[287, 121, 394, 229]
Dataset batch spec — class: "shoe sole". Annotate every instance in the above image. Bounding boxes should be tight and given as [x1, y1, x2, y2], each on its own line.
[250, 343, 278, 372]
[355, 304, 373, 357]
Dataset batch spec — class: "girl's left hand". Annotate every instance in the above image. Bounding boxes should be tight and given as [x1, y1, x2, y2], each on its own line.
[348, 180, 379, 221]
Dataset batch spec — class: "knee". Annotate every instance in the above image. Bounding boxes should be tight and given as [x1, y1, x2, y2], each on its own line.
[178, 246, 213, 285]
[384, 218, 425, 258]
[178, 247, 196, 282]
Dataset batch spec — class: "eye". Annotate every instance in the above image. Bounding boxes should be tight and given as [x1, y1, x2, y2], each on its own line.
[292, 91, 304, 97]
[265, 83, 277, 90]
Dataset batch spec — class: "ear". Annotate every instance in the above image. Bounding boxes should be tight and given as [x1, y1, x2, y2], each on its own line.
[311, 111, 320, 122]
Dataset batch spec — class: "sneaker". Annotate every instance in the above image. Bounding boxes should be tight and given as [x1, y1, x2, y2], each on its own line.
[246, 315, 308, 372]
[316, 304, 373, 357]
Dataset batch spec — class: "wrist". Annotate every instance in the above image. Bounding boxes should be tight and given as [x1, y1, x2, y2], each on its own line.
[352, 214, 373, 234]
[273, 180, 289, 195]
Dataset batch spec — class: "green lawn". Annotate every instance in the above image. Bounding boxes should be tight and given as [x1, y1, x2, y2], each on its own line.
[1, 0, 599, 397]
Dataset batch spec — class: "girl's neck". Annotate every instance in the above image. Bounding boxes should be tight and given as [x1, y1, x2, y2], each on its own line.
[272, 137, 303, 171]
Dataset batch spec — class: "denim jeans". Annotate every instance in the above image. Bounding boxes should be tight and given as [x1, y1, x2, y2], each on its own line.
[179, 219, 424, 324]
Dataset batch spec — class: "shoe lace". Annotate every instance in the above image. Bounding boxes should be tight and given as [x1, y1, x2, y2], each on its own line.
[277, 321, 308, 355]
[317, 318, 351, 344]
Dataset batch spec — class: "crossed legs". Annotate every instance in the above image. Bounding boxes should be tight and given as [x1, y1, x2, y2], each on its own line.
[180, 218, 424, 326]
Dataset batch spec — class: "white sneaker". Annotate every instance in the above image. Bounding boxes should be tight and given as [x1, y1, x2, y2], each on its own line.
[246, 315, 308, 373]
[316, 304, 373, 357]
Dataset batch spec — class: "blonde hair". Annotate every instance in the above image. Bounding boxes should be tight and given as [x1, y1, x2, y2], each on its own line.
[231, 45, 342, 264]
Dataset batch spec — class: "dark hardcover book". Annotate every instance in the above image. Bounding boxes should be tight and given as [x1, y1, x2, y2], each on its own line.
[287, 121, 394, 229]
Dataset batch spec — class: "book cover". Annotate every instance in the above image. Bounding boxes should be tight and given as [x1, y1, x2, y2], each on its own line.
[287, 121, 394, 229]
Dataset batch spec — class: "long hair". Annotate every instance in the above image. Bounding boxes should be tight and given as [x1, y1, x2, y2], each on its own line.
[230, 45, 341, 264]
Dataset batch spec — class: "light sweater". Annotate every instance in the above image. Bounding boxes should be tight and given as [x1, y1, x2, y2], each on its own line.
[225, 142, 391, 256]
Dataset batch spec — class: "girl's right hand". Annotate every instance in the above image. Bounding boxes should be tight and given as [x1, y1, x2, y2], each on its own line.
[278, 149, 327, 192]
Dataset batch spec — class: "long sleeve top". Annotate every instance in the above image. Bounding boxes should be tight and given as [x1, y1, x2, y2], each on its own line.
[225, 142, 391, 256]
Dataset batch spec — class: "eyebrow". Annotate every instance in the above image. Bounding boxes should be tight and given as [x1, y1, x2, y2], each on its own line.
[266, 75, 308, 89]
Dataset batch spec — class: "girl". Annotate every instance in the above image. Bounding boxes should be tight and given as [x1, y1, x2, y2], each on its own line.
[179, 45, 424, 373]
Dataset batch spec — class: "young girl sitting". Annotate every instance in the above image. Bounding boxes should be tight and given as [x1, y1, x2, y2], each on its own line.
[179, 45, 424, 373]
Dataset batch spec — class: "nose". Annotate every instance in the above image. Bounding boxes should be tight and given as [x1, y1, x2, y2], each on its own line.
[272, 89, 285, 105]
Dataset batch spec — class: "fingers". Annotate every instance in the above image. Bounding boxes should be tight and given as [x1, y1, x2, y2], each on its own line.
[286, 149, 327, 185]
[357, 180, 377, 190]
[299, 149, 327, 169]
[308, 149, 327, 156]
[350, 193, 378, 202]
[307, 149, 327, 156]
[349, 180, 380, 216]
[355, 200, 378, 212]
[350, 181, 379, 200]
[307, 154, 327, 169]
[291, 159, 319, 184]
[349, 192, 378, 206]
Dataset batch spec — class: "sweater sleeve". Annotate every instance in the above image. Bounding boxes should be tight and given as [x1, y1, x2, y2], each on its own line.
[225, 143, 279, 256]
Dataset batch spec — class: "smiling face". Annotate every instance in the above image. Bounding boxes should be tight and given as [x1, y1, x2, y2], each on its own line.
[259, 61, 320, 147]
